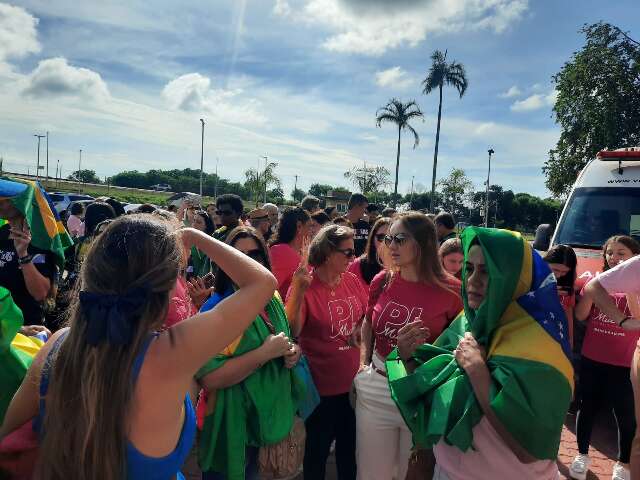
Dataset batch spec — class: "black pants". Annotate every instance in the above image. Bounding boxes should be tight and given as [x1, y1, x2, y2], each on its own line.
[576, 356, 636, 463]
[304, 393, 356, 480]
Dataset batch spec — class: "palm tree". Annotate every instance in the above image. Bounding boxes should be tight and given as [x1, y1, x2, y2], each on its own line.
[376, 98, 424, 202]
[422, 49, 468, 212]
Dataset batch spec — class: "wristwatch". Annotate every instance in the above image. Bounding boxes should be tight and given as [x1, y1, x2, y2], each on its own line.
[619, 316, 631, 328]
[17, 254, 33, 265]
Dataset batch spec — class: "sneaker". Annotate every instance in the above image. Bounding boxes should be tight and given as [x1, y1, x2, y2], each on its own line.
[569, 454, 591, 480]
[612, 462, 630, 480]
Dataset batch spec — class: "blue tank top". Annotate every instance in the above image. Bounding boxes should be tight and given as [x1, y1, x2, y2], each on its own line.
[36, 333, 196, 480]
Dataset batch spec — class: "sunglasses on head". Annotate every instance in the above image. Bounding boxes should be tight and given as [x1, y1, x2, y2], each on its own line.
[336, 248, 356, 258]
[384, 234, 408, 247]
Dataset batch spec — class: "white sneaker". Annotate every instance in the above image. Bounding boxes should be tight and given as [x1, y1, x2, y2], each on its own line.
[612, 462, 630, 480]
[569, 454, 591, 480]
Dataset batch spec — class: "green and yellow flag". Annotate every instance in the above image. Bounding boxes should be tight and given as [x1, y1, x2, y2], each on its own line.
[387, 227, 573, 460]
[0, 177, 72, 268]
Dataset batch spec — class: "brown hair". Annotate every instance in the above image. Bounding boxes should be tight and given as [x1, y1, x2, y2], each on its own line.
[37, 215, 183, 480]
[360, 217, 392, 284]
[333, 217, 353, 228]
[308, 224, 354, 267]
[439, 238, 463, 258]
[393, 212, 452, 290]
[602, 235, 640, 271]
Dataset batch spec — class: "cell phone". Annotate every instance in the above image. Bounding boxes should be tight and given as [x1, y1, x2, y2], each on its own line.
[202, 272, 215, 288]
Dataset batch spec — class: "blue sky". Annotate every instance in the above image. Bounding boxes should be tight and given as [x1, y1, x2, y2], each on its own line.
[1, 0, 638, 199]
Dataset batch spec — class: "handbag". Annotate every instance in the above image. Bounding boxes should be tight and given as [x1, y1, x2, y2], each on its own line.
[405, 448, 435, 480]
[258, 416, 306, 479]
[293, 355, 320, 420]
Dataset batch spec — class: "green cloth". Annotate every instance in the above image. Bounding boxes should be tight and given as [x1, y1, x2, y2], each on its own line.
[190, 246, 211, 278]
[387, 227, 573, 460]
[196, 294, 304, 478]
[0, 287, 30, 423]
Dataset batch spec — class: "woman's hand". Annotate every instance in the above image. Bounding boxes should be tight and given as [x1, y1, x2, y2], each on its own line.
[180, 227, 199, 251]
[454, 332, 487, 377]
[19, 324, 51, 338]
[397, 320, 430, 362]
[260, 332, 292, 361]
[621, 318, 640, 331]
[291, 263, 312, 291]
[187, 276, 213, 309]
[284, 342, 302, 369]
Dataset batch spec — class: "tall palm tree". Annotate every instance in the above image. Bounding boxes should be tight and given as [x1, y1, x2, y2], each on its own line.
[376, 98, 424, 202]
[422, 49, 468, 212]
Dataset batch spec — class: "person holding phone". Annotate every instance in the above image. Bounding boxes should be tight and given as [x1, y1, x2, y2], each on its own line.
[0, 199, 56, 326]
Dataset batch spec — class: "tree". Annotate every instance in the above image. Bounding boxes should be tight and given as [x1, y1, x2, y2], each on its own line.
[344, 164, 391, 195]
[244, 162, 281, 204]
[67, 169, 101, 184]
[437, 168, 473, 218]
[291, 188, 306, 202]
[543, 23, 640, 197]
[422, 50, 469, 211]
[375, 98, 424, 201]
[308, 183, 333, 197]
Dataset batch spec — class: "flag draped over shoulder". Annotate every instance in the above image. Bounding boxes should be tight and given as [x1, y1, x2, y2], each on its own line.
[0, 287, 44, 423]
[387, 227, 573, 460]
[195, 294, 304, 479]
[0, 177, 72, 268]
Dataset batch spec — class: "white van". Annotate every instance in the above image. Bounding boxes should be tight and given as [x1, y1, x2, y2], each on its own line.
[535, 148, 640, 289]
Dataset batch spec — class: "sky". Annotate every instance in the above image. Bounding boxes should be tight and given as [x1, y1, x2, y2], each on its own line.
[0, 0, 638, 199]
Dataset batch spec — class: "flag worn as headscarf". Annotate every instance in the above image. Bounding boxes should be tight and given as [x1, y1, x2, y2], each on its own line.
[386, 227, 573, 460]
[0, 177, 72, 268]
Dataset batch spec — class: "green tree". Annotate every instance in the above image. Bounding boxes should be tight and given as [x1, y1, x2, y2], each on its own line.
[344, 164, 391, 196]
[244, 162, 281, 204]
[438, 168, 473, 218]
[308, 183, 333, 197]
[422, 50, 469, 211]
[292, 188, 306, 202]
[544, 23, 640, 197]
[68, 169, 101, 184]
[375, 98, 424, 200]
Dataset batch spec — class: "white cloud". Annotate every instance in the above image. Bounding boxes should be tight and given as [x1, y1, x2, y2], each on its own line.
[161, 73, 267, 126]
[499, 85, 521, 98]
[273, 0, 292, 16]
[277, 0, 529, 56]
[511, 90, 557, 112]
[22, 57, 110, 101]
[375, 66, 413, 89]
[0, 3, 40, 62]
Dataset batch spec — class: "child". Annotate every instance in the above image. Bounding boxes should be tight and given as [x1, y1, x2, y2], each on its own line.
[543, 244, 577, 348]
[570, 235, 640, 480]
[439, 238, 463, 279]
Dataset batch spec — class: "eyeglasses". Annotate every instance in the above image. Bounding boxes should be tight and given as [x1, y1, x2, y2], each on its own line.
[384, 234, 408, 247]
[374, 233, 386, 242]
[216, 210, 234, 216]
[336, 248, 356, 258]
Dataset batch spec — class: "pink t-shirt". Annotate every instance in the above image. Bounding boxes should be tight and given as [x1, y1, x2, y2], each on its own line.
[66, 214, 85, 238]
[293, 272, 367, 396]
[434, 417, 558, 480]
[598, 255, 640, 294]
[347, 258, 367, 290]
[368, 272, 462, 358]
[163, 277, 196, 329]
[270, 243, 301, 299]
[581, 284, 639, 367]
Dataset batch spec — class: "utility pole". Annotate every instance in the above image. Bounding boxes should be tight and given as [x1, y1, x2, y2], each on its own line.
[199, 119, 205, 197]
[410, 176, 415, 204]
[46, 131, 49, 183]
[484, 148, 495, 228]
[56, 160, 60, 188]
[214, 157, 219, 199]
[78, 149, 82, 192]
[34, 134, 45, 181]
[261, 156, 268, 204]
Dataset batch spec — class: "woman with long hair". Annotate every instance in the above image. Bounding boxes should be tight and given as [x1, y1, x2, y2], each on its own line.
[287, 224, 367, 480]
[0, 215, 277, 480]
[347, 217, 392, 289]
[196, 226, 302, 479]
[570, 235, 640, 480]
[543, 244, 577, 349]
[387, 227, 574, 479]
[269, 207, 310, 298]
[355, 213, 462, 480]
[439, 237, 464, 279]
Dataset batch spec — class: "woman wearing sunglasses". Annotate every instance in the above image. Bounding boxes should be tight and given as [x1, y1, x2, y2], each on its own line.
[355, 212, 462, 480]
[287, 224, 368, 480]
[347, 217, 392, 290]
[196, 226, 302, 480]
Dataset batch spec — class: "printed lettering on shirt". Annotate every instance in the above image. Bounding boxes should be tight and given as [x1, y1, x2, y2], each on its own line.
[592, 296, 630, 336]
[0, 250, 15, 267]
[374, 301, 424, 347]
[328, 296, 358, 347]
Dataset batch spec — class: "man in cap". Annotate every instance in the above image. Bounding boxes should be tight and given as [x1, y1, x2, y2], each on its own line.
[248, 208, 272, 239]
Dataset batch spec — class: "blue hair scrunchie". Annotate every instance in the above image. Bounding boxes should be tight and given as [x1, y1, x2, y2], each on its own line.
[78, 287, 150, 346]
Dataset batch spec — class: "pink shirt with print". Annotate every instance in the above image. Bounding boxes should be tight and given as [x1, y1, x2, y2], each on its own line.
[292, 272, 367, 396]
[270, 243, 301, 299]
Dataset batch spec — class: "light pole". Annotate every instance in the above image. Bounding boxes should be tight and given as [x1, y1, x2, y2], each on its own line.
[46, 131, 49, 183]
[214, 157, 219, 199]
[78, 149, 82, 192]
[484, 148, 495, 228]
[199, 119, 205, 197]
[261, 155, 268, 204]
[410, 175, 415, 205]
[56, 159, 60, 188]
[294, 174, 298, 200]
[34, 134, 45, 181]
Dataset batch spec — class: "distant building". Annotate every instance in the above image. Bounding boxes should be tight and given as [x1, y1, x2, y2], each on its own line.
[323, 190, 351, 214]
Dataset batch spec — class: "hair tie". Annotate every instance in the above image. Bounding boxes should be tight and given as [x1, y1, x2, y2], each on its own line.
[79, 286, 150, 346]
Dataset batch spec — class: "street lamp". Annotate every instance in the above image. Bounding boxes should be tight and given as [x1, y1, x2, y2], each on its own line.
[484, 148, 495, 228]
[34, 134, 45, 181]
[78, 149, 82, 192]
[261, 155, 268, 204]
[46, 131, 49, 183]
[56, 159, 60, 188]
[200, 119, 205, 197]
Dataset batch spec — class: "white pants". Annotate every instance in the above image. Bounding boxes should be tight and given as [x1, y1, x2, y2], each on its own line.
[355, 354, 413, 480]
[433, 464, 451, 479]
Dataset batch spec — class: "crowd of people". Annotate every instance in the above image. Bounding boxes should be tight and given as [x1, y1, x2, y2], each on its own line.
[1, 176, 639, 480]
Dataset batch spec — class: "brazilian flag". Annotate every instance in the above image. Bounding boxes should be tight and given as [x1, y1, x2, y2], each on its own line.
[0, 177, 72, 268]
[387, 227, 573, 460]
[0, 287, 45, 423]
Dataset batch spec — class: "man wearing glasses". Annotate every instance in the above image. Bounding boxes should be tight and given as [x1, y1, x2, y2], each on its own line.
[213, 194, 244, 243]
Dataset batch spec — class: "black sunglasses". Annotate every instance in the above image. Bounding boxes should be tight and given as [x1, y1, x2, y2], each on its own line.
[336, 248, 356, 258]
[384, 234, 408, 247]
[244, 249, 265, 262]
